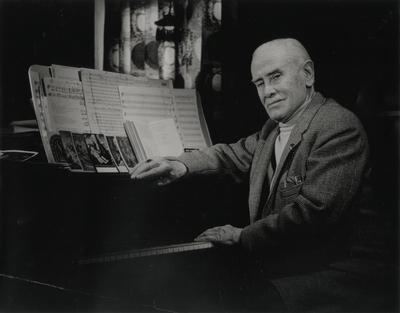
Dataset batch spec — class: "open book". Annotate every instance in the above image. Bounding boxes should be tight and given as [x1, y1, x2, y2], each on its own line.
[28, 64, 212, 171]
[120, 85, 211, 162]
[124, 118, 184, 161]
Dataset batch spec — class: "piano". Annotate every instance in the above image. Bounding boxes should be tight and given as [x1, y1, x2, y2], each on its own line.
[0, 155, 249, 311]
[78, 241, 214, 265]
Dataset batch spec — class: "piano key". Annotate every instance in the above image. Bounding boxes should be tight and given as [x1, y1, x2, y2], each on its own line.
[77, 242, 214, 265]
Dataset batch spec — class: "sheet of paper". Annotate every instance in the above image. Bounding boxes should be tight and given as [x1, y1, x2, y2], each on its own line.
[80, 68, 150, 136]
[43, 77, 84, 98]
[10, 120, 38, 127]
[172, 89, 208, 150]
[42, 77, 90, 133]
[149, 118, 184, 157]
[43, 97, 91, 133]
[133, 119, 160, 159]
[51, 64, 81, 80]
[119, 86, 171, 123]
[28, 65, 55, 162]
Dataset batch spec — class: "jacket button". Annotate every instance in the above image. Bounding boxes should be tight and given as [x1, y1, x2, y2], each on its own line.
[289, 143, 295, 150]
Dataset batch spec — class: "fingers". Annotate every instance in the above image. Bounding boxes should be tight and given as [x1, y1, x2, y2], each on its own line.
[196, 226, 222, 239]
[195, 225, 242, 245]
[130, 158, 166, 180]
[135, 166, 164, 179]
[200, 225, 231, 235]
[195, 226, 232, 245]
[130, 159, 152, 178]
[130, 158, 187, 187]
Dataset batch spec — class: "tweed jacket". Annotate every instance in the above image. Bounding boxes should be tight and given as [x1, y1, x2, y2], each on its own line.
[179, 92, 384, 260]
[178, 92, 389, 310]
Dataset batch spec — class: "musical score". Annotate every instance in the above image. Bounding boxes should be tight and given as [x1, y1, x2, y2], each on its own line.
[28, 64, 211, 165]
[80, 68, 169, 136]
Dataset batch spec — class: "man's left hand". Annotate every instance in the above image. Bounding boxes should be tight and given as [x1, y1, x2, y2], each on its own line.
[194, 224, 242, 246]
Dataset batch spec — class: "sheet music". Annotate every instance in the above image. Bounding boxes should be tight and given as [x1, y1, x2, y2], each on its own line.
[51, 64, 81, 80]
[172, 89, 208, 150]
[28, 65, 58, 163]
[43, 77, 84, 97]
[28, 66, 52, 128]
[42, 77, 91, 133]
[119, 86, 172, 123]
[80, 69, 171, 136]
[29, 64, 210, 165]
[81, 68, 150, 136]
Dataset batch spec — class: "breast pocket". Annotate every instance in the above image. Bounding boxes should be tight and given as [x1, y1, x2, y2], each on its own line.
[280, 183, 303, 198]
[278, 180, 304, 207]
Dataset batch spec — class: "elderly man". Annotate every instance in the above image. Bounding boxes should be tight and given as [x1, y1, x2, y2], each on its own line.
[131, 39, 391, 311]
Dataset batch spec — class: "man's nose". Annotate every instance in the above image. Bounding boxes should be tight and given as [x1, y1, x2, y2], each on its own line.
[263, 84, 276, 98]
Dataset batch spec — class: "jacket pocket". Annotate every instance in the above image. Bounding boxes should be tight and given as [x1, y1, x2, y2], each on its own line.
[280, 182, 303, 198]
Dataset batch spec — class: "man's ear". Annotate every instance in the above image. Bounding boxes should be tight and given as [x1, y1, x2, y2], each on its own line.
[302, 60, 315, 87]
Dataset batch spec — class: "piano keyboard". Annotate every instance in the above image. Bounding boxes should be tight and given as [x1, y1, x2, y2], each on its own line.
[77, 242, 214, 265]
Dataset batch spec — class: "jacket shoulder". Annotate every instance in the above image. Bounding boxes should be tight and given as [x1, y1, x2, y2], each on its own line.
[312, 98, 365, 132]
[259, 119, 279, 139]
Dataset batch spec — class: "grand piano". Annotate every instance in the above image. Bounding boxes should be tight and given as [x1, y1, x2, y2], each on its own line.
[0, 132, 250, 311]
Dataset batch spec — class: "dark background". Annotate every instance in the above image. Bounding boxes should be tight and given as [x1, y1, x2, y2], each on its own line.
[219, 0, 399, 138]
[0, 0, 398, 264]
[0, 0, 398, 132]
[0, 0, 95, 127]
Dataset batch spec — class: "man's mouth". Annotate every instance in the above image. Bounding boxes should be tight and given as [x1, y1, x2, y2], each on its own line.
[266, 99, 283, 108]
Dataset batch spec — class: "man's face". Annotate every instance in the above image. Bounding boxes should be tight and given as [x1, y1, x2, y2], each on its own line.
[251, 45, 310, 123]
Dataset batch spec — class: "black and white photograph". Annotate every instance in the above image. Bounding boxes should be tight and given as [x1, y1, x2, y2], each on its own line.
[0, 0, 398, 312]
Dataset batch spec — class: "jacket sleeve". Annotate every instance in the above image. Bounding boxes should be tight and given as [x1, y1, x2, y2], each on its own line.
[240, 110, 371, 252]
[177, 130, 261, 183]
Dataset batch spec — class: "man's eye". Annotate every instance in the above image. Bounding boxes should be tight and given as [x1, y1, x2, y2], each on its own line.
[256, 81, 264, 88]
[271, 74, 281, 81]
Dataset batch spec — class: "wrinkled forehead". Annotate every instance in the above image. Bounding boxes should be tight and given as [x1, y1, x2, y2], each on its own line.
[254, 40, 309, 61]
[251, 46, 299, 76]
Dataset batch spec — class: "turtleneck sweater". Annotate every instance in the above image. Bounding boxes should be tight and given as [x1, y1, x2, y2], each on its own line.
[268, 98, 311, 189]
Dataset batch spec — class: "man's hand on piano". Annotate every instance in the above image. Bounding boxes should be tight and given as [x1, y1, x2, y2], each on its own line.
[194, 224, 243, 246]
[130, 157, 188, 186]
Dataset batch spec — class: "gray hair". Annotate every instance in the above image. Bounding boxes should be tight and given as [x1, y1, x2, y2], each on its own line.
[253, 38, 311, 63]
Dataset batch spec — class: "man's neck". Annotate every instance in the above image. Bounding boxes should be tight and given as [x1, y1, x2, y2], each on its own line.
[281, 88, 315, 126]
[280, 101, 309, 127]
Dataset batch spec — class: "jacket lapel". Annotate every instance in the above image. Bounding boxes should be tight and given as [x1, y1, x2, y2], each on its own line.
[248, 122, 279, 223]
[262, 93, 326, 217]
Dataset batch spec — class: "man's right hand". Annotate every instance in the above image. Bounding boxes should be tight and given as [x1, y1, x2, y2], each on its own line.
[129, 157, 187, 186]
